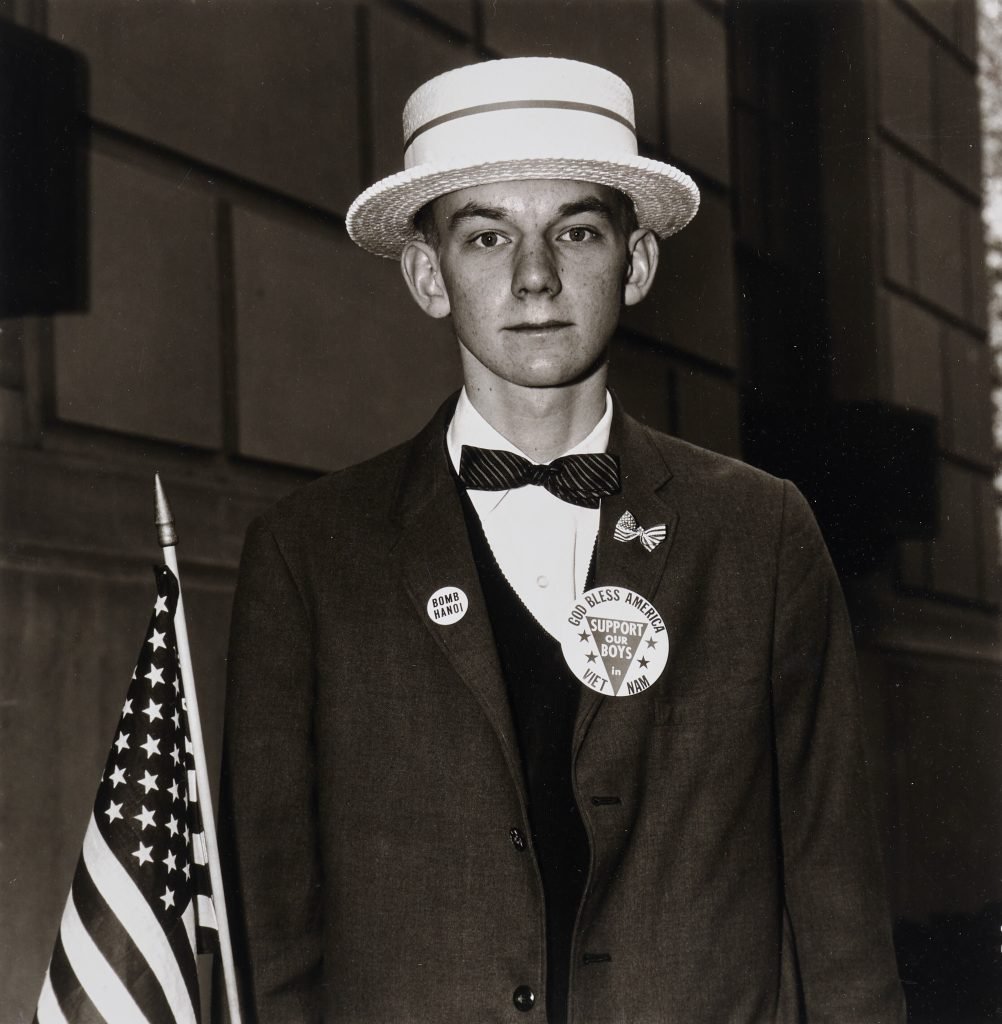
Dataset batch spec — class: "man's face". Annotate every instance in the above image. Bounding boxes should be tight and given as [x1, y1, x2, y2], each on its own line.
[418, 179, 638, 390]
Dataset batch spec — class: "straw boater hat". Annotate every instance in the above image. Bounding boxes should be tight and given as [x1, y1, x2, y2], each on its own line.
[346, 57, 700, 259]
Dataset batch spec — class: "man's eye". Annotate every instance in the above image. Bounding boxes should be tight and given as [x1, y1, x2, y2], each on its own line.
[472, 231, 508, 249]
[559, 226, 599, 243]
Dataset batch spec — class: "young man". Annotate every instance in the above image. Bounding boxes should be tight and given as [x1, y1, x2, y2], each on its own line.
[220, 58, 904, 1023]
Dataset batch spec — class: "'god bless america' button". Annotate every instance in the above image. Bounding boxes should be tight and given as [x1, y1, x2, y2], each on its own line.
[561, 586, 669, 697]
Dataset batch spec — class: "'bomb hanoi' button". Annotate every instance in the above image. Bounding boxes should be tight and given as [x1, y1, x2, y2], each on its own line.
[426, 586, 468, 625]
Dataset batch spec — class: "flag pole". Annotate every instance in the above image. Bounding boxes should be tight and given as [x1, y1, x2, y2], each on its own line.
[155, 473, 243, 1024]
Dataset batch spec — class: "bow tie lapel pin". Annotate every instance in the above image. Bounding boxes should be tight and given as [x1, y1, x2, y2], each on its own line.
[614, 511, 666, 552]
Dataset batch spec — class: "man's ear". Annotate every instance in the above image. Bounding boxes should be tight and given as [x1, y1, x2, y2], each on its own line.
[622, 228, 660, 307]
[400, 240, 451, 319]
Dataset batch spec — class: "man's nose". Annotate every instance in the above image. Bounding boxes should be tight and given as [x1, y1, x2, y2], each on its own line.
[511, 240, 561, 297]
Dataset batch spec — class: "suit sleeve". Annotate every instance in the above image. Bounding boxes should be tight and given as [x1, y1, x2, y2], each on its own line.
[218, 517, 324, 1023]
[771, 482, 905, 1023]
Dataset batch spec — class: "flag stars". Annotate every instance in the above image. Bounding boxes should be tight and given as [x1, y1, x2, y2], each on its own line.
[142, 699, 163, 723]
[171, 709, 180, 729]
[133, 842, 154, 867]
[114, 731, 130, 753]
[145, 664, 165, 688]
[134, 805, 156, 830]
[160, 887, 175, 910]
[172, 675, 181, 695]
[105, 800, 123, 823]
[154, 594, 169, 617]
[122, 698, 133, 717]
[140, 735, 161, 759]
[167, 779, 180, 802]
[164, 850, 177, 874]
[108, 765, 127, 788]
[166, 815, 180, 838]
[148, 628, 167, 652]
[138, 770, 159, 794]
[182, 861, 191, 881]
[170, 744, 181, 767]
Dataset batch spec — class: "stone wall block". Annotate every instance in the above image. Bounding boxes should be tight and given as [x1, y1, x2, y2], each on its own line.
[942, 330, 993, 464]
[955, 0, 979, 60]
[367, 5, 478, 187]
[977, 477, 1001, 606]
[929, 460, 980, 601]
[0, 319, 24, 389]
[966, 205, 989, 330]
[622, 190, 738, 369]
[481, 0, 660, 147]
[663, 0, 730, 183]
[886, 291, 944, 417]
[411, 0, 475, 36]
[674, 370, 741, 458]
[932, 47, 982, 192]
[908, 0, 959, 41]
[880, 145, 913, 288]
[878, 3, 934, 157]
[232, 207, 462, 472]
[53, 151, 222, 449]
[608, 337, 673, 435]
[897, 539, 931, 589]
[0, 387, 24, 444]
[912, 166, 967, 318]
[47, 1, 359, 212]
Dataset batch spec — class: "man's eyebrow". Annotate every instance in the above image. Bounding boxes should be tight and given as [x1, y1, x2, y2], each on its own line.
[447, 202, 511, 227]
[556, 197, 616, 220]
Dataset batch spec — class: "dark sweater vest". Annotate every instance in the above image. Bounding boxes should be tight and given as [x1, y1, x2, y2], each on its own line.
[459, 489, 591, 1024]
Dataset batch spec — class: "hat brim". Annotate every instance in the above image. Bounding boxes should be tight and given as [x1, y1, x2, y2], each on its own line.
[346, 155, 700, 259]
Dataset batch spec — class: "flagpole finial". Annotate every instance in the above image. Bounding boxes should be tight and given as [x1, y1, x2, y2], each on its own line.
[154, 472, 178, 548]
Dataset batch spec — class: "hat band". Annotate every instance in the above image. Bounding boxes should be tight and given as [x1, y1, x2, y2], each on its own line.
[404, 99, 635, 154]
[404, 104, 638, 171]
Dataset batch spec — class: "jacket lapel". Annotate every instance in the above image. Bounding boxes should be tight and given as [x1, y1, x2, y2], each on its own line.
[391, 399, 525, 794]
[574, 406, 679, 751]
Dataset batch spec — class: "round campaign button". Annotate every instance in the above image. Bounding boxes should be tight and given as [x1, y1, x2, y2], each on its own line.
[426, 586, 469, 625]
[561, 586, 669, 697]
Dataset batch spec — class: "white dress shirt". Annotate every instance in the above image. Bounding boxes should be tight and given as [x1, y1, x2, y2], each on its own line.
[447, 388, 613, 639]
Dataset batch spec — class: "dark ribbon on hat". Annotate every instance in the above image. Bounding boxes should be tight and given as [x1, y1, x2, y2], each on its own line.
[458, 445, 620, 509]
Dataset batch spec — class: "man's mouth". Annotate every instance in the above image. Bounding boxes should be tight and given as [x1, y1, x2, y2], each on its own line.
[504, 320, 573, 333]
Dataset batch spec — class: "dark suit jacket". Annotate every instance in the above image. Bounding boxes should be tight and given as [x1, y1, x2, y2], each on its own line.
[219, 397, 905, 1023]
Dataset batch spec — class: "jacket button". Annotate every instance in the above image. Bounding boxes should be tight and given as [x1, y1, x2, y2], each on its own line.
[512, 985, 535, 1011]
[509, 827, 527, 851]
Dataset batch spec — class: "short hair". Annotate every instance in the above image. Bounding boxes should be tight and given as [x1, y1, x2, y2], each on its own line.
[412, 187, 639, 250]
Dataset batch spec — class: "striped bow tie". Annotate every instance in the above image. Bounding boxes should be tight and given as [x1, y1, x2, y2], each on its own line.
[458, 446, 621, 509]
[614, 511, 666, 552]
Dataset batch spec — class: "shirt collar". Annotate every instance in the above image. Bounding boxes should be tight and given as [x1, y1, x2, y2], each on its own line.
[446, 387, 613, 475]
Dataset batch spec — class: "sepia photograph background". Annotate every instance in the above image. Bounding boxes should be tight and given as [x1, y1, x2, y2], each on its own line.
[1, 0, 1000, 1020]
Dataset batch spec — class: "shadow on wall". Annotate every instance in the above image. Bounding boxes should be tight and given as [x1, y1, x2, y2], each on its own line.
[0, 21, 89, 317]
[896, 903, 1002, 1023]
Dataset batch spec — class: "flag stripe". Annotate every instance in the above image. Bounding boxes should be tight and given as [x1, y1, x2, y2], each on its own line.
[181, 899, 197, 959]
[83, 817, 199, 1024]
[71, 856, 179, 1024]
[35, 968, 70, 1024]
[46, 934, 106, 1024]
[196, 894, 218, 929]
[59, 891, 150, 1024]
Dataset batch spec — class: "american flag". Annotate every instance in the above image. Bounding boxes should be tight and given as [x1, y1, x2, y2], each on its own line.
[35, 565, 218, 1023]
